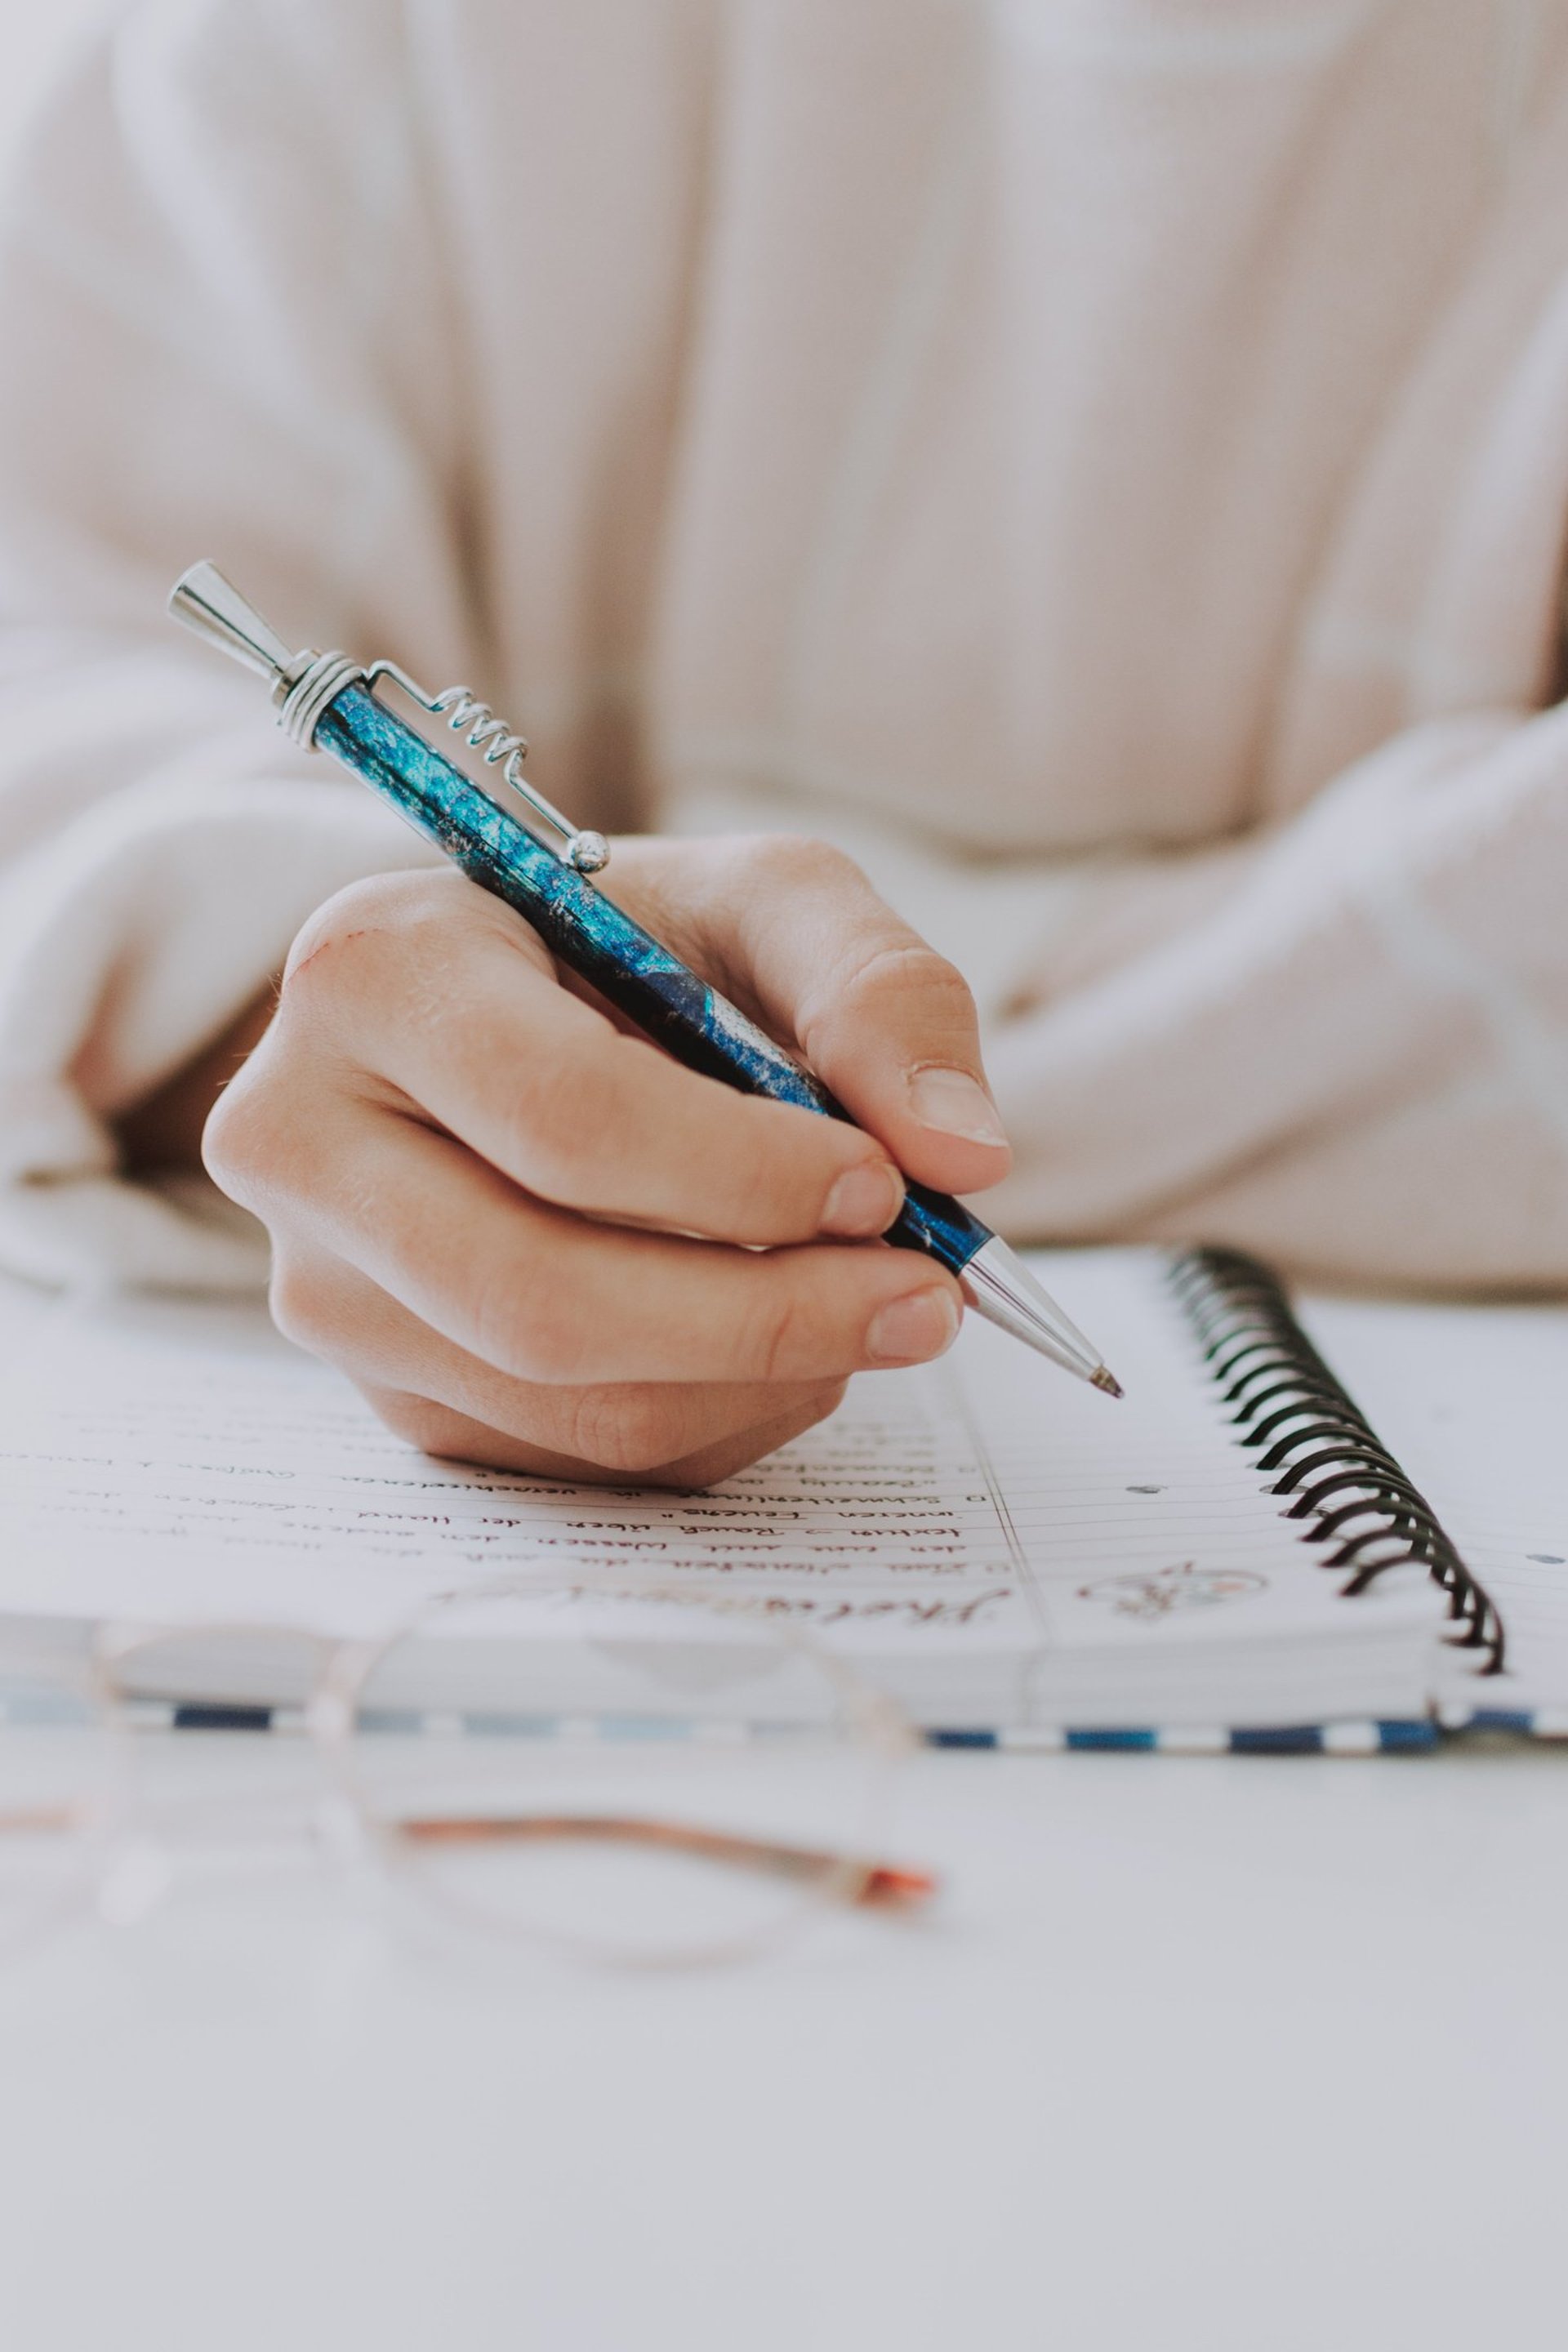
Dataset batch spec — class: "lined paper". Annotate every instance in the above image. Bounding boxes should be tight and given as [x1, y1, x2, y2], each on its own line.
[0, 1253, 1446, 1726]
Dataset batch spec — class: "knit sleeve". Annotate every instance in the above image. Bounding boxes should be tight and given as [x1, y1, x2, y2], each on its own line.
[0, 0, 466, 1287]
[978, 706, 1568, 1290]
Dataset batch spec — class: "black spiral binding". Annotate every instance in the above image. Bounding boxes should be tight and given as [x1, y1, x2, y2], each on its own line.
[1168, 1246, 1503, 1674]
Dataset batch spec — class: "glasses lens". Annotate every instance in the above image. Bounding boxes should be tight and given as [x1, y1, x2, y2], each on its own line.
[0, 1630, 112, 1953]
[340, 1583, 908, 1964]
[98, 1624, 332, 1859]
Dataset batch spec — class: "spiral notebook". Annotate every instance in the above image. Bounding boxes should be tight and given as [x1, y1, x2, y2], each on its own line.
[0, 1246, 1562, 1747]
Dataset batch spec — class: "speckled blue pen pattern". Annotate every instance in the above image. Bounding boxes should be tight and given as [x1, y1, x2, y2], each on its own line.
[314, 683, 989, 1276]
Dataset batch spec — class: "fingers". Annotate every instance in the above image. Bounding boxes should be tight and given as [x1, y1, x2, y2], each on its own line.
[626, 836, 1012, 1197]
[359, 1388, 843, 1490]
[225, 1089, 961, 1387]
[278, 870, 905, 1247]
[210, 856, 987, 1496]
[272, 1242, 847, 1481]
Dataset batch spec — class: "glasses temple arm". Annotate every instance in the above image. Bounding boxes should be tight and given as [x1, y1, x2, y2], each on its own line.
[390, 1811, 937, 1907]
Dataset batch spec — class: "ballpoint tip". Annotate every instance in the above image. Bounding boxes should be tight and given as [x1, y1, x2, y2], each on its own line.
[1090, 1366, 1125, 1400]
[959, 1237, 1113, 1385]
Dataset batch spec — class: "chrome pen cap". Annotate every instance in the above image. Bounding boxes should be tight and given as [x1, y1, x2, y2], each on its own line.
[167, 560, 303, 689]
[169, 561, 368, 751]
[167, 559, 609, 869]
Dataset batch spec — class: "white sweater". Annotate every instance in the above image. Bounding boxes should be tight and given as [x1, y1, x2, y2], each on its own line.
[1, 0, 1566, 1294]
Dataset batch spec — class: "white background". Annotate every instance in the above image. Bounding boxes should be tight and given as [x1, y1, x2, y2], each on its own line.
[2, 1731, 1566, 2352]
[0, 0, 104, 159]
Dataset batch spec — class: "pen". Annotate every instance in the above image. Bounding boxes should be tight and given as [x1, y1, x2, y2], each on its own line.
[169, 563, 1121, 1395]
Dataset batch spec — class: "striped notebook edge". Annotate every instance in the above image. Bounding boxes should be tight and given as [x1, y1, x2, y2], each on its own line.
[121, 1704, 1559, 1754]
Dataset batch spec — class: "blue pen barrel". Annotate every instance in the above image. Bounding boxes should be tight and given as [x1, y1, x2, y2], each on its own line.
[314, 683, 987, 1277]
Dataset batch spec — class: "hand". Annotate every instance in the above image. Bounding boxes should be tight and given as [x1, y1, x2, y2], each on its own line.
[203, 836, 1012, 1486]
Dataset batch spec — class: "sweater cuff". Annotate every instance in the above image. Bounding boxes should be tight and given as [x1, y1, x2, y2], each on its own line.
[0, 774, 432, 1290]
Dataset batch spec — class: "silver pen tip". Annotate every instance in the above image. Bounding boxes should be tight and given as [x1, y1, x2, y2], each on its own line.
[1090, 1365, 1125, 1400]
[958, 1235, 1114, 1389]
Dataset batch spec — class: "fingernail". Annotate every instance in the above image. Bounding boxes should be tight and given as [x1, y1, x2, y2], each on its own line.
[822, 1160, 904, 1237]
[866, 1286, 961, 1365]
[907, 1066, 1009, 1147]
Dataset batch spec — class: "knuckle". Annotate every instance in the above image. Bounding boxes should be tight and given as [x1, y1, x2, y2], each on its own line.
[278, 875, 395, 991]
[564, 1388, 685, 1477]
[201, 1058, 282, 1200]
[505, 1036, 690, 1210]
[503, 1054, 620, 1199]
[623, 1379, 850, 1490]
[279, 869, 489, 1007]
[733, 1159, 808, 1245]
[733, 832, 862, 896]
[266, 1251, 327, 1349]
[802, 938, 976, 1071]
[711, 1110, 821, 1240]
[839, 938, 972, 1018]
[643, 1445, 753, 1493]
[370, 1388, 466, 1458]
[750, 1279, 817, 1383]
[202, 1042, 337, 1222]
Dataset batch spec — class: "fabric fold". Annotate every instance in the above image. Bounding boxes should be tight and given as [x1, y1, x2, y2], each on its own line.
[0, 0, 1565, 1295]
[0, 773, 429, 1287]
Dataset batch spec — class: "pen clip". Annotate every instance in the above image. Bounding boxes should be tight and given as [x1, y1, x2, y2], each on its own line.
[167, 566, 610, 876]
[363, 661, 610, 875]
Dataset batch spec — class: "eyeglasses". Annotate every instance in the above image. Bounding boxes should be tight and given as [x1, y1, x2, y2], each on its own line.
[0, 1579, 935, 1968]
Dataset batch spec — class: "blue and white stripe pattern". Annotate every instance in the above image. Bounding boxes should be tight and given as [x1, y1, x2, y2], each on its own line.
[940, 1721, 1442, 1754]
[114, 1702, 1481, 1754]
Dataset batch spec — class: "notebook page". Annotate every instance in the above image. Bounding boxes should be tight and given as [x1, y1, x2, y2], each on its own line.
[959, 1253, 1329, 1623]
[0, 1253, 1436, 1723]
[1299, 1293, 1568, 1717]
[0, 1275, 1033, 1643]
[942, 1254, 1440, 1716]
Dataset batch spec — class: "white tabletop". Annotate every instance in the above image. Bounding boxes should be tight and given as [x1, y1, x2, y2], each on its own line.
[0, 1728, 1563, 2352]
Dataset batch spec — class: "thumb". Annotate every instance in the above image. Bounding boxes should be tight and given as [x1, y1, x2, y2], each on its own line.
[669, 835, 1013, 1196]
